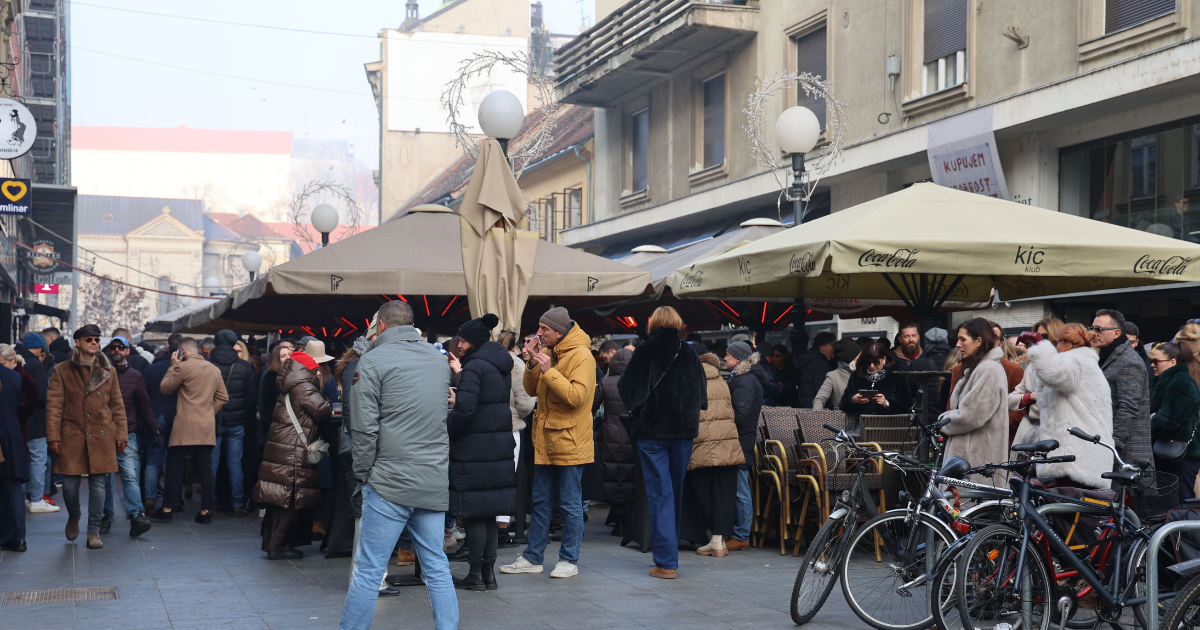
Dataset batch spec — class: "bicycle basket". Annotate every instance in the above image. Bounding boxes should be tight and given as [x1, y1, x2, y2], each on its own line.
[1132, 470, 1180, 522]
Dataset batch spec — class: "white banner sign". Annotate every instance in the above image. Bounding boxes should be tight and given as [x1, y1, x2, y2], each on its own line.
[926, 106, 1009, 200]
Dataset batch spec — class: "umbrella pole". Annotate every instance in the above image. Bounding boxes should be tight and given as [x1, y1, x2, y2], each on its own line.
[881, 273, 966, 335]
[789, 298, 808, 354]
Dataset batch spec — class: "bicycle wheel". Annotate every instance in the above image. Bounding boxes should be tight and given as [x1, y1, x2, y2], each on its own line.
[839, 511, 955, 630]
[930, 540, 968, 630]
[957, 524, 1053, 630]
[791, 514, 848, 624]
[1159, 572, 1200, 630]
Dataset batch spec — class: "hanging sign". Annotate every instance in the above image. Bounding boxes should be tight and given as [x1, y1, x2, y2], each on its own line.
[0, 177, 30, 215]
[23, 236, 71, 284]
[0, 98, 36, 159]
[33, 283, 58, 294]
[926, 105, 1009, 200]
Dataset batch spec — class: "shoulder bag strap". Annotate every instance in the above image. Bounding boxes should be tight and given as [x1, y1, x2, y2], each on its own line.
[284, 395, 308, 447]
[630, 344, 682, 416]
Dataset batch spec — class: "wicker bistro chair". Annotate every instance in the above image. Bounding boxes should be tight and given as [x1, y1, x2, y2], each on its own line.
[759, 407, 822, 555]
[860, 414, 920, 510]
[795, 410, 886, 525]
[753, 424, 786, 550]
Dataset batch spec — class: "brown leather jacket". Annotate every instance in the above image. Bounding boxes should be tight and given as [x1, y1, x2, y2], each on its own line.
[253, 358, 331, 510]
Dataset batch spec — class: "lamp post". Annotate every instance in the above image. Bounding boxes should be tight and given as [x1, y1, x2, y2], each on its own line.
[477, 89, 524, 157]
[179, 295, 192, 307]
[774, 105, 820, 356]
[242, 250, 262, 281]
[311, 204, 339, 247]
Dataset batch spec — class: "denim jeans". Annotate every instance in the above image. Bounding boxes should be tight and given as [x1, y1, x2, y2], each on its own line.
[213, 424, 246, 507]
[523, 464, 584, 565]
[141, 418, 167, 505]
[63, 475, 106, 534]
[637, 438, 693, 570]
[25, 437, 48, 500]
[339, 484, 458, 630]
[104, 433, 143, 519]
[734, 468, 752, 541]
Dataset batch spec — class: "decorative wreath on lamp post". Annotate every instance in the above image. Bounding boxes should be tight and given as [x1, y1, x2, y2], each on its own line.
[743, 71, 848, 215]
[441, 51, 559, 179]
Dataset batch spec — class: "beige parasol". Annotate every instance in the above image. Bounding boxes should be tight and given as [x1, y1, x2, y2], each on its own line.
[673, 183, 1200, 317]
[457, 139, 539, 337]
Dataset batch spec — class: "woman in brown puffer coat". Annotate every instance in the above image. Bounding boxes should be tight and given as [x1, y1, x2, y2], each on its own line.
[253, 351, 332, 559]
[680, 351, 744, 557]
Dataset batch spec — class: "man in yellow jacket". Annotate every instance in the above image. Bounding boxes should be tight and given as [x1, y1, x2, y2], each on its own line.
[500, 307, 595, 579]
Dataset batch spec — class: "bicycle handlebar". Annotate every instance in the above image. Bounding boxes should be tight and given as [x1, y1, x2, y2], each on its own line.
[1068, 426, 1138, 472]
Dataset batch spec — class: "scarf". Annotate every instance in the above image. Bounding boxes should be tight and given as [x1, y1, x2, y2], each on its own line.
[1098, 334, 1127, 366]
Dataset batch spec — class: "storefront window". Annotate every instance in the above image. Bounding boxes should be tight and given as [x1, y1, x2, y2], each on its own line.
[1060, 119, 1200, 242]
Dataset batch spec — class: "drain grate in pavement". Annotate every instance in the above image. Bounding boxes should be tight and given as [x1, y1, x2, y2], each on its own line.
[2, 587, 119, 605]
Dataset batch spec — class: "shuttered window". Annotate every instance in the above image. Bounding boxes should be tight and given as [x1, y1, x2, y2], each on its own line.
[924, 0, 968, 63]
[631, 109, 649, 193]
[702, 74, 725, 169]
[1105, 0, 1175, 33]
[796, 27, 827, 130]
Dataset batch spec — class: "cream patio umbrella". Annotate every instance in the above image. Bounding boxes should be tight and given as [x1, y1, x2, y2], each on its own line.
[457, 138, 539, 336]
[673, 183, 1200, 321]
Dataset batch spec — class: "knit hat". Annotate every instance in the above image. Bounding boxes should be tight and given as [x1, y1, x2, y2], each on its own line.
[289, 350, 318, 371]
[458, 313, 499, 349]
[73, 324, 102, 340]
[21, 332, 45, 349]
[727, 341, 753, 361]
[833, 338, 861, 364]
[925, 327, 949, 344]
[215, 329, 239, 347]
[539, 307, 572, 335]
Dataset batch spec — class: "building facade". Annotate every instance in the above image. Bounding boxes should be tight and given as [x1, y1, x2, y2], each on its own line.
[556, 0, 1200, 340]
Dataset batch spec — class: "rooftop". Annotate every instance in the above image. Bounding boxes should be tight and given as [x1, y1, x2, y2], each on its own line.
[78, 195, 206, 235]
[206, 213, 290, 240]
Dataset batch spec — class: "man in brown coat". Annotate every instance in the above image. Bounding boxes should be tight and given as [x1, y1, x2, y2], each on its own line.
[150, 338, 228, 525]
[45, 324, 128, 549]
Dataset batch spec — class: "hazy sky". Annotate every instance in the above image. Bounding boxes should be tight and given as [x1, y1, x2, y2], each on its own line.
[69, 0, 595, 172]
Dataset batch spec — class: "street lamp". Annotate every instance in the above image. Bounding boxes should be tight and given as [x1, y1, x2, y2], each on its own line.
[242, 250, 262, 281]
[310, 204, 339, 247]
[477, 89, 524, 156]
[179, 295, 192, 307]
[204, 276, 224, 297]
[774, 105, 821, 223]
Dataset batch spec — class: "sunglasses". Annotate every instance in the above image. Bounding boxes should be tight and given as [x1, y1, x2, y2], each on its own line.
[1087, 326, 1121, 333]
[81, 337, 100, 343]
[1150, 358, 1174, 365]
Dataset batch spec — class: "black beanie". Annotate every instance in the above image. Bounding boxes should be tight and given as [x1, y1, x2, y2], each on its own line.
[458, 313, 499, 349]
[215, 329, 238, 347]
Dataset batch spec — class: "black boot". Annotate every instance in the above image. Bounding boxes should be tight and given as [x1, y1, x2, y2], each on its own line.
[481, 558, 497, 591]
[453, 562, 486, 591]
[129, 516, 152, 538]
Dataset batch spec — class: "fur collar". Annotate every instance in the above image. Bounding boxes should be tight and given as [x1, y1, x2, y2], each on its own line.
[698, 353, 720, 368]
[732, 352, 760, 377]
[72, 347, 112, 394]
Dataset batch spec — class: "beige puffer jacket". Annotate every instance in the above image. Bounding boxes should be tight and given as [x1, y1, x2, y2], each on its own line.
[688, 354, 745, 471]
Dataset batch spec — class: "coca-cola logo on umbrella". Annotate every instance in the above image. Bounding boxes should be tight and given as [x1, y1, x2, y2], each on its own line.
[1133, 255, 1191, 276]
[858, 248, 919, 269]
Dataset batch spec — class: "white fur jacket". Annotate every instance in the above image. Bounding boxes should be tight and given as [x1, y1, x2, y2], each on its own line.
[1019, 341, 1114, 489]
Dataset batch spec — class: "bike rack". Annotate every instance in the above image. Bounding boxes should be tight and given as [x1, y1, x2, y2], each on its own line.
[1146, 520, 1200, 629]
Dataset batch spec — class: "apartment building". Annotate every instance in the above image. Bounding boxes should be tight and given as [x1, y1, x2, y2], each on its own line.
[555, 0, 1200, 338]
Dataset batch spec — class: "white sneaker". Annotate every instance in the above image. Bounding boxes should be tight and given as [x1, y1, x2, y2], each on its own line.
[499, 556, 543, 574]
[29, 499, 60, 513]
[258, 508, 266, 518]
[446, 526, 465, 541]
[25, 498, 30, 511]
[550, 561, 578, 578]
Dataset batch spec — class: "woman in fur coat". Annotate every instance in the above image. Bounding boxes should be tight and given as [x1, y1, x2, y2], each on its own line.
[1019, 323, 1114, 489]
[1010, 317, 1066, 448]
[939, 318, 1011, 484]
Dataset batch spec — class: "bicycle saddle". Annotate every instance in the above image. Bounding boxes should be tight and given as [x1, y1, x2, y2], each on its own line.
[937, 456, 971, 479]
[1011, 439, 1059, 453]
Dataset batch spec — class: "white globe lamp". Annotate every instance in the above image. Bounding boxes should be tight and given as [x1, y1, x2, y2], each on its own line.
[310, 204, 340, 246]
[242, 250, 262, 280]
[775, 106, 821, 155]
[477, 90, 524, 155]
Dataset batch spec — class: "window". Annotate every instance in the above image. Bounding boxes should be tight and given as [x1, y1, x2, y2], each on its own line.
[701, 74, 725, 169]
[1106, 0, 1175, 33]
[922, 0, 967, 95]
[630, 109, 649, 194]
[795, 27, 827, 130]
[1130, 134, 1157, 200]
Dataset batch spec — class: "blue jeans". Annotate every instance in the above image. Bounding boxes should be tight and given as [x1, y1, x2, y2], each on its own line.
[339, 484, 458, 630]
[25, 437, 48, 500]
[104, 434, 143, 519]
[213, 424, 246, 507]
[637, 438, 693, 570]
[523, 464, 584, 565]
[141, 419, 167, 506]
[734, 468, 752, 541]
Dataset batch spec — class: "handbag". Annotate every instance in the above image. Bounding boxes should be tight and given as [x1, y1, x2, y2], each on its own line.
[285, 394, 330, 465]
[1154, 419, 1196, 464]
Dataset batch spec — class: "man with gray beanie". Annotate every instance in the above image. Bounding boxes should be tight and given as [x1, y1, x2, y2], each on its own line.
[723, 341, 765, 550]
[208, 330, 258, 516]
[500, 307, 596, 579]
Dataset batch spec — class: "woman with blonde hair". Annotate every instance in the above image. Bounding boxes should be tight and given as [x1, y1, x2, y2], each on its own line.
[1018, 323, 1113, 488]
[618, 306, 706, 579]
[1177, 322, 1200, 358]
[1011, 317, 1066, 445]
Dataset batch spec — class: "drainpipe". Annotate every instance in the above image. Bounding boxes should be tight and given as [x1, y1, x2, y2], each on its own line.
[572, 144, 593, 227]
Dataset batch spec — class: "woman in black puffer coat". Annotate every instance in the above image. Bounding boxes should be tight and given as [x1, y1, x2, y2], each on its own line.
[599, 348, 635, 535]
[448, 314, 516, 591]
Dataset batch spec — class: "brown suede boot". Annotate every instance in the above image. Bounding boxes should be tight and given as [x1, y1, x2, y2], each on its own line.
[86, 533, 103, 549]
[65, 516, 79, 541]
[649, 567, 677, 579]
[396, 549, 416, 566]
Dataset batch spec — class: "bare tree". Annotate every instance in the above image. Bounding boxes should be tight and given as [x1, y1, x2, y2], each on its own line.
[79, 275, 156, 335]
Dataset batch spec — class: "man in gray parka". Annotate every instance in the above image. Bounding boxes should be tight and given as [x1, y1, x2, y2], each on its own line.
[339, 301, 458, 630]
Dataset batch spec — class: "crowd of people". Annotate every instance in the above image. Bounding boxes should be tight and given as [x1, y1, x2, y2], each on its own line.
[2, 304, 1200, 629]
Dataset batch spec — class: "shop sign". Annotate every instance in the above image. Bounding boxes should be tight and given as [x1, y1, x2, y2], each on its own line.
[32, 283, 57, 294]
[926, 106, 1009, 200]
[0, 177, 30, 215]
[0, 99, 37, 159]
[23, 236, 72, 284]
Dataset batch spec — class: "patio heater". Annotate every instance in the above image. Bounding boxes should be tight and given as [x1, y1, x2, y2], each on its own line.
[242, 250, 262, 281]
[311, 204, 340, 247]
[774, 105, 820, 355]
[477, 89, 524, 157]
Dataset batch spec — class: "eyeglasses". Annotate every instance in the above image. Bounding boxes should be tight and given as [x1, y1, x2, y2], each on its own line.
[1087, 326, 1121, 333]
[1150, 358, 1173, 365]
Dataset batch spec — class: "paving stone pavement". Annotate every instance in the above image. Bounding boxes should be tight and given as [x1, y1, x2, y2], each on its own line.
[0, 498, 868, 630]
